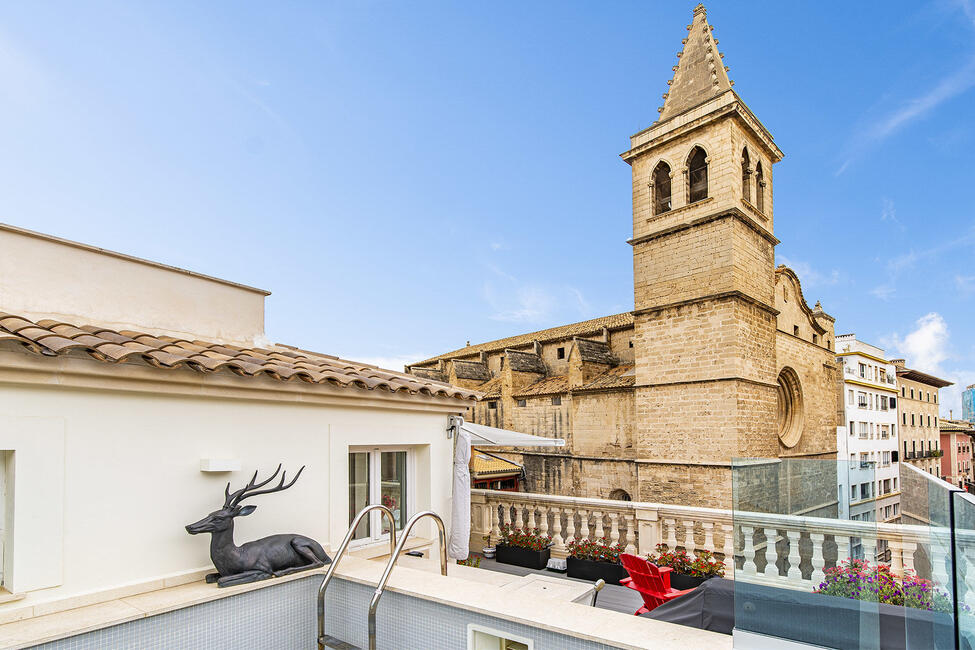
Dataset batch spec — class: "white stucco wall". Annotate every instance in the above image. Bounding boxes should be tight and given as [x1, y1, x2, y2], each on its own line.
[0, 380, 456, 609]
[0, 224, 268, 345]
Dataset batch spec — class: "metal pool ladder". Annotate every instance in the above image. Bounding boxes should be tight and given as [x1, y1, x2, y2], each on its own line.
[368, 510, 447, 650]
[317, 504, 397, 650]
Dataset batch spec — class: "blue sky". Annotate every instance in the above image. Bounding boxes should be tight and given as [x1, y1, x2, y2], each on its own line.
[1, 2, 973, 415]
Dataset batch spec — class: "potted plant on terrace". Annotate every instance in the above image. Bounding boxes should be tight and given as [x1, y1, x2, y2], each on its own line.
[815, 558, 961, 613]
[566, 537, 627, 585]
[495, 523, 552, 570]
[646, 544, 725, 590]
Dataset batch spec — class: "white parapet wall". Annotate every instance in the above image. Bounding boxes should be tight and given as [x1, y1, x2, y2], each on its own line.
[0, 223, 269, 346]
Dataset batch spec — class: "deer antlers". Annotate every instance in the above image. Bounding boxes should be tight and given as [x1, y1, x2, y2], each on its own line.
[223, 464, 305, 509]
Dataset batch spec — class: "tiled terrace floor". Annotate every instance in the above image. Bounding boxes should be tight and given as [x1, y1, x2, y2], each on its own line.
[474, 556, 644, 616]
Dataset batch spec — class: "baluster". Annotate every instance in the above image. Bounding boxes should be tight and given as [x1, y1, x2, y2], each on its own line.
[609, 512, 620, 545]
[664, 518, 678, 550]
[958, 547, 975, 608]
[901, 539, 917, 573]
[565, 507, 577, 543]
[683, 520, 697, 555]
[527, 504, 537, 532]
[578, 509, 590, 540]
[490, 501, 501, 544]
[537, 505, 548, 539]
[721, 523, 734, 567]
[862, 536, 878, 569]
[513, 504, 524, 531]
[810, 533, 826, 586]
[550, 507, 565, 553]
[786, 530, 802, 582]
[593, 510, 605, 540]
[763, 528, 779, 578]
[702, 522, 714, 553]
[888, 538, 904, 576]
[931, 540, 951, 591]
[835, 535, 851, 570]
[625, 515, 638, 555]
[741, 525, 757, 577]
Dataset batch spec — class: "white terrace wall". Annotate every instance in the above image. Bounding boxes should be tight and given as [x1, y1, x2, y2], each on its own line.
[0, 375, 456, 614]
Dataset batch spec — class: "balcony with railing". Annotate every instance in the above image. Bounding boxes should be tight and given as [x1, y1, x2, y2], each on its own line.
[470, 459, 975, 648]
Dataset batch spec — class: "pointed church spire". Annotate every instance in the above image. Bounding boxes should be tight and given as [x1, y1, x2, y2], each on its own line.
[657, 4, 733, 122]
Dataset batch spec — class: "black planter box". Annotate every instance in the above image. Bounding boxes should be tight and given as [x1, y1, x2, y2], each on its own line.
[496, 544, 551, 570]
[566, 556, 627, 585]
[669, 573, 710, 590]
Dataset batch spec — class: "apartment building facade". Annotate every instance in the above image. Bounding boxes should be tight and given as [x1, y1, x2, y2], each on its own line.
[964, 384, 975, 424]
[835, 335, 900, 524]
[941, 418, 975, 490]
[893, 360, 952, 477]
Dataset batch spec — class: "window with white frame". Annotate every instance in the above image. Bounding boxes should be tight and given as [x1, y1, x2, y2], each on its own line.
[349, 448, 412, 543]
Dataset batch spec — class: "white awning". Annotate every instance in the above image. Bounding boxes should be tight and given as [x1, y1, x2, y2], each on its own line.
[457, 419, 565, 447]
[446, 417, 563, 560]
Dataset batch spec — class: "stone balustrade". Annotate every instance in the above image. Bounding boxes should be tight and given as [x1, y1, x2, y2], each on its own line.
[471, 488, 974, 601]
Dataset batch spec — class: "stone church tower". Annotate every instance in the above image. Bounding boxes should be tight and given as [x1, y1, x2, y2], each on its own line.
[622, 4, 785, 503]
[408, 4, 839, 510]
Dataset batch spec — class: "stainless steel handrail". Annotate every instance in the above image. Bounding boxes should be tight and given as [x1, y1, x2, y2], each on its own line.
[368, 511, 447, 650]
[317, 504, 397, 650]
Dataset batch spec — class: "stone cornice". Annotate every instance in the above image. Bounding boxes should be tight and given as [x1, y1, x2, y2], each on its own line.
[623, 91, 782, 164]
[633, 290, 779, 319]
[634, 375, 779, 390]
[628, 207, 780, 248]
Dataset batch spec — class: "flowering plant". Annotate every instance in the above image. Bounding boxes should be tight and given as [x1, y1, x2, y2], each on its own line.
[457, 555, 481, 568]
[498, 523, 552, 551]
[815, 558, 960, 613]
[646, 544, 725, 578]
[567, 537, 625, 564]
[381, 493, 397, 509]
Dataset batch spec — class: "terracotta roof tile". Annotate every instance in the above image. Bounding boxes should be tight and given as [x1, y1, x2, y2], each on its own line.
[0, 312, 477, 403]
[572, 338, 614, 365]
[477, 376, 503, 399]
[413, 312, 634, 366]
[452, 360, 490, 381]
[515, 375, 568, 397]
[579, 364, 636, 391]
[505, 349, 545, 374]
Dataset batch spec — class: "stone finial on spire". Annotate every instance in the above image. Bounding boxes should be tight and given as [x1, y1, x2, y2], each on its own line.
[656, 4, 733, 123]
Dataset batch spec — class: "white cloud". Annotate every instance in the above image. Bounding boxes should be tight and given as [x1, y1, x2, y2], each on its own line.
[836, 2, 975, 174]
[869, 228, 975, 300]
[887, 313, 950, 374]
[880, 198, 903, 230]
[568, 286, 591, 317]
[484, 283, 557, 324]
[957, 274, 975, 296]
[870, 284, 896, 301]
[777, 255, 841, 288]
[884, 312, 975, 416]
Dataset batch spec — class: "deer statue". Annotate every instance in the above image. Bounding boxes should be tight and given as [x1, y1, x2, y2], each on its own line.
[185, 464, 330, 587]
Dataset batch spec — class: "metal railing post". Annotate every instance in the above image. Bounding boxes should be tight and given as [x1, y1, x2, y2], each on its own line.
[368, 511, 447, 650]
[317, 504, 396, 650]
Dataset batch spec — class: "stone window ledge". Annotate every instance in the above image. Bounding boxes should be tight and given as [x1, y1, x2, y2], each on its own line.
[645, 196, 714, 223]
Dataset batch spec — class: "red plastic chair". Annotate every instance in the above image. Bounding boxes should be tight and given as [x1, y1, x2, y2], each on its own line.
[619, 553, 694, 615]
